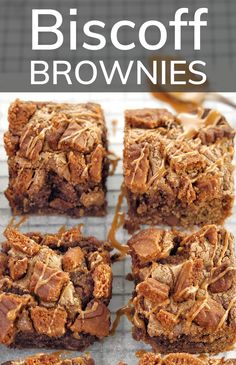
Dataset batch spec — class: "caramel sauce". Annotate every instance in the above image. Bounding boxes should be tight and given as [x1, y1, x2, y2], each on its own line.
[217, 231, 230, 266]
[6, 216, 28, 231]
[58, 225, 67, 234]
[130, 144, 147, 186]
[110, 301, 133, 335]
[107, 184, 129, 259]
[210, 266, 236, 285]
[112, 119, 118, 135]
[108, 151, 120, 176]
[58, 224, 83, 237]
[60, 126, 89, 145]
[147, 159, 166, 188]
[152, 92, 200, 113]
[216, 296, 236, 331]
[133, 312, 146, 330]
[204, 109, 222, 126]
[150, 54, 206, 112]
[178, 109, 222, 139]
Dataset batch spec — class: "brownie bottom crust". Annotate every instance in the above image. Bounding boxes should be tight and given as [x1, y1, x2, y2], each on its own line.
[11, 331, 97, 351]
[8, 201, 108, 218]
[133, 327, 236, 355]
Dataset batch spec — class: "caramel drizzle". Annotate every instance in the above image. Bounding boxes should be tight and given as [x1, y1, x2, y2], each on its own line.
[6, 216, 28, 231]
[7, 302, 24, 321]
[130, 128, 159, 144]
[201, 151, 231, 176]
[130, 137, 167, 189]
[34, 252, 51, 293]
[57, 224, 84, 247]
[65, 110, 100, 119]
[177, 109, 222, 139]
[133, 294, 170, 322]
[70, 117, 100, 124]
[110, 300, 134, 335]
[34, 270, 61, 293]
[112, 119, 118, 135]
[130, 143, 148, 187]
[133, 311, 146, 331]
[30, 109, 56, 126]
[146, 158, 166, 189]
[47, 306, 60, 335]
[148, 299, 171, 317]
[216, 296, 236, 330]
[107, 151, 120, 176]
[132, 303, 148, 329]
[21, 125, 51, 160]
[209, 267, 236, 285]
[175, 284, 199, 302]
[59, 126, 90, 145]
[164, 136, 201, 159]
[107, 184, 129, 259]
[76, 301, 101, 322]
[185, 298, 209, 330]
[217, 231, 230, 266]
[152, 92, 203, 113]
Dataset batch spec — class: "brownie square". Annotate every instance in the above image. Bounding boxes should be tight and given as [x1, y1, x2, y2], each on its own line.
[2, 352, 94, 365]
[0, 226, 112, 350]
[118, 352, 236, 365]
[123, 108, 235, 232]
[128, 225, 236, 354]
[4, 99, 109, 217]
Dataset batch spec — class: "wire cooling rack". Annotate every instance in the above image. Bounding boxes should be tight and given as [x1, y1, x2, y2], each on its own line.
[0, 92, 236, 364]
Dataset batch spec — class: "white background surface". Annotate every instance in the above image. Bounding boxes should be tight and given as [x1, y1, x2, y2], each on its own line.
[0, 92, 235, 364]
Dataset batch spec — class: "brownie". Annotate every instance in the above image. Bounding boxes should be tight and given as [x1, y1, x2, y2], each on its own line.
[118, 352, 236, 365]
[4, 99, 109, 217]
[128, 225, 236, 354]
[1, 352, 94, 365]
[0, 226, 112, 350]
[123, 108, 235, 232]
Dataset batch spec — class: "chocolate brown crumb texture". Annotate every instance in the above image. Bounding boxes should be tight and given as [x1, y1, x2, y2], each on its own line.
[0, 226, 112, 350]
[117, 352, 236, 365]
[128, 225, 236, 354]
[123, 108, 235, 232]
[4, 99, 109, 217]
[1, 352, 94, 365]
